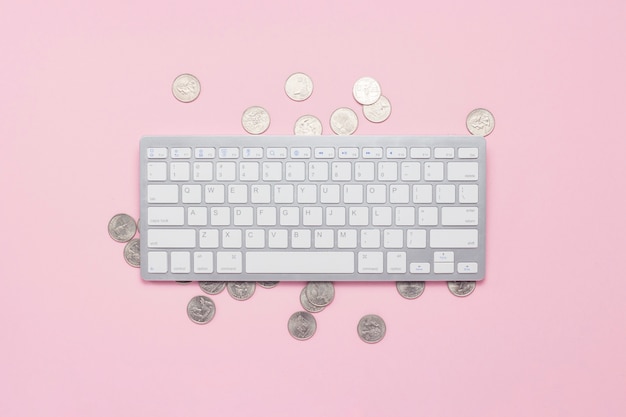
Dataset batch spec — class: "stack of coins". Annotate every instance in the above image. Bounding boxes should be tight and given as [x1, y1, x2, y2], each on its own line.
[107, 213, 139, 268]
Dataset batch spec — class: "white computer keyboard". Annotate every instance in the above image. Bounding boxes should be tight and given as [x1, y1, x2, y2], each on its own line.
[139, 135, 486, 281]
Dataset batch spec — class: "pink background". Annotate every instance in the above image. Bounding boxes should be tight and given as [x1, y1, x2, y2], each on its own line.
[1, 1, 625, 416]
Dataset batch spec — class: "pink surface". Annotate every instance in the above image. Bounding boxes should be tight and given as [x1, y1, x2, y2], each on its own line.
[1, 1, 625, 416]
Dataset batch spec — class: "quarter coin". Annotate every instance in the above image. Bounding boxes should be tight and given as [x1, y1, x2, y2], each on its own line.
[242, 106, 270, 134]
[288, 311, 317, 341]
[396, 281, 425, 299]
[294, 115, 323, 135]
[199, 281, 226, 295]
[187, 295, 216, 324]
[363, 95, 391, 123]
[172, 73, 201, 103]
[447, 281, 476, 297]
[353, 76, 381, 105]
[285, 72, 313, 101]
[357, 314, 386, 344]
[466, 108, 495, 136]
[123, 238, 140, 268]
[330, 107, 358, 135]
[108, 213, 137, 243]
[227, 281, 256, 301]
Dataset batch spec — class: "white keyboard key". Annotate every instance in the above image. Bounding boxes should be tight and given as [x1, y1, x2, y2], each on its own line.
[441, 207, 479, 226]
[355, 162, 375, 181]
[434, 147, 454, 158]
[413, 184, 433, 203]
[210, 207, 230, 226]
[378, 162, 397, 181]
[280, 207, 299, 226]
[389, 184, 409, 203]
[239, 162, 259, 181]
[386, 148, 407, 159]
[245, 229, 265, 249]
[257, 207, 277, 226]
[222, 229, 242, 248]
[358, 252, 383, 273]
[308, 162, 329, 181]
[147, 162, 167, 181]
[326, 207, 346, 226]
[344, 184, 363, 203]
[320, 184, 340, 203]
[199, 229, 219, 248]
[182, 185, 201, 203]
[395, 207, 415, 226]
[170, 162, 190, 181]
[148, 184, 178, 203]
[297, 185, 317, 203]
[360, 229, 380, 248]
[251, 185, 271, 203]
[216, 252, 242, 273]
[314, 230, 334, 248]
[233, 207, 253, 226]
[171, 148, 191, 159]
[387, 252, 406, 273]
[458, 147, 478, 159]
[187, 207, 207, 226]
[410, 147, 431, 158]
[291, 229, 311, 248]
[338, 148, 359, 159]
[268, 229, 288, 248]
[267, 147, 287, 158]
[193, 252, 213, 273]
[383, 229, 403, 249]
[349, 207, 369, 226]
[216, 162, 237, 181]
[434, 263, 454, 273]
[436, 184, 456, 203]
[147, 229, 195, 248]
[219, 148, 239, 159]
[337, 229, 357, 248]
[205, 184, 225, 203]
[448, 162, 478, 181]
[148, 207, 184, 226]
[274, 184, 294, 204]
[228, 184, 248, 203]
[286, 162, 305, 181]
[407, 229, 427, 248]
[246, 252, 354, 273]
[418, 207, 438, 226]
[263, 162, 282, 181]
[458, 262, 479, 273]
[332, 162, 352, 181]
[367, 185, 386, 203]
[409, 262, 430, 274]
[315, 147, 335, 159]
[148, 251, 168, 273]
[171, 251, 191, 273]
[362, 148, 383, 159]
[242, 147, 263, 159]
[195, 148, 215, 159]
[372, 207, 392, 226]
[424, 162, 444, 181]
[291, 147, 311, 159]
[430, 229, 478, 248]
[303, 207, 323, 226]
[400, 162, 420, 181]
[147, 148, 167, 159]
[193, 162, 213, 181]
[434, 251, 454, 262]
[459, 184, 479, 203]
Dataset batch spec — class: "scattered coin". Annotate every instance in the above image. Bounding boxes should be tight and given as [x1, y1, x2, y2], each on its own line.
[123, 238, 140, 268]
[300, 287, 325, 313]
[288, 311, 317, 341]
[285, 72, 313, 101]
[172, 73, 201, 103]
[187, 295, 216, 325]
[447, 281, 476, 297]
[200, 281, 226, 294]
[304, 282, 335, 307]
[357, 314, 386, 344]
[363, 95, 391, 123]
[294, 115, 323, 135]
[108, 214, 137, 243]
[227, 281, 256, 301]
[466, 108, 495, 136]
[396, 281, 425, 299]
[353, 76, 382, 105]
[258, 281, 279, 289]
[330, 107, 358, 135]
[242, 106, 270, 134]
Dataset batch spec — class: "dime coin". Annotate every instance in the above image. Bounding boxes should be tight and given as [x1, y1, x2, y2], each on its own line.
[466, 108, 495, 136]
[330, 107, 358, 135]
[300, 287, 325, 313]
[447, 281, 476, 297]
[294, 115, 323, 135]
[123, 238, 140, 267]
[396, 281, 425, 299]
[258, 281, 279, 289]
[352, 76, 381, 105]
[242, 106, 270, 134]
[108, 213, 137, 242]
[172, 73, 201, 103]
[285, 72, 313, 101]
[357, 314, 386, 344]
[199, 281, 226, 295]
[304, 282, 335, 307]
[187, 295, 216, 325]
[288, 311, 317, 341]
[363, 95, 391, 123]
[226, 281, 256, 301]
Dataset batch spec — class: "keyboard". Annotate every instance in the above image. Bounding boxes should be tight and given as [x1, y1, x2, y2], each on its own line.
[139, 135, 486, 281]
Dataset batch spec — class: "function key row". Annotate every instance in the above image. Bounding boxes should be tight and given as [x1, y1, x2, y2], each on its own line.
[147, 147, 479, 160]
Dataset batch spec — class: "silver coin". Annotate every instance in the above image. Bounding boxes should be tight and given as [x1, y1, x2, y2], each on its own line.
[108, 213, 137, 242]
[242, 106, 270, 134]
[357, 314, 386, 344]
[285, 72, 313, 101]
[172, 73, 201, 103]
[258, 281, 279, 289]
[199, 281, 226, 295]
[294, 115, 323, 135]
[288, 311, 317, 341]
[330, 107, 358, 135]
[466, 108, 495, 136]
[363, 95, 391, 123]
[396, 281, 425, 299]
[300, 287, 325, 313]
[226, 281, 256, 301]
[353, 76, 381, 105]
[447, 281, 476, 297]
[123, 238, 140, 268]
[187, 295, 216, 325]
[304, 282, 335, 307]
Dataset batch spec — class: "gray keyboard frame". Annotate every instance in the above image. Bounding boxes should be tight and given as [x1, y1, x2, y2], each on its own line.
[140, 135, 486, 282]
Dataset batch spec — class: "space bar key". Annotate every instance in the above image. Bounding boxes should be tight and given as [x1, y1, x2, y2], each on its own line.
[246, 252, 355, 274]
